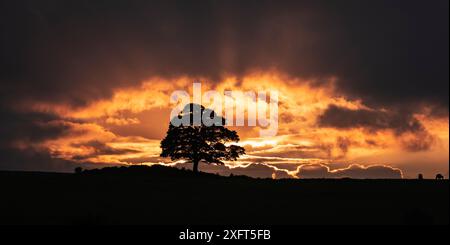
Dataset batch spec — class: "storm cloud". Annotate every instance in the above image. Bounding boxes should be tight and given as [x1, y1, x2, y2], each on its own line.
[317, 105, 436, 151]
[70, 140, 141, 160]
[0, 107, 72, 147]
[1, 0, 448, 110]
[296, 164, 403, 179]
[318, 105, 425, 133]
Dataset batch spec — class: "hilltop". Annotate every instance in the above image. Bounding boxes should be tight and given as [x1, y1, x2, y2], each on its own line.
[0, 165, 448, 225]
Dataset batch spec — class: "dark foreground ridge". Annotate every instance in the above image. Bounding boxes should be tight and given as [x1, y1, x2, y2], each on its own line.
[1, 165, 448, 225]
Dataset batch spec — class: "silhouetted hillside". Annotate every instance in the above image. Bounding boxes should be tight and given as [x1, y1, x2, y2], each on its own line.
[81, 164, 241, 178]
[0, 165, 448, 225]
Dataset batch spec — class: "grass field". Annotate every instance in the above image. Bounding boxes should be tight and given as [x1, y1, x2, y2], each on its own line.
[1, 165, 448, 225]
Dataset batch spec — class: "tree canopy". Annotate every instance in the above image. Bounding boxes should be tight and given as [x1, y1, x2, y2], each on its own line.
[160, 103, 245, 173]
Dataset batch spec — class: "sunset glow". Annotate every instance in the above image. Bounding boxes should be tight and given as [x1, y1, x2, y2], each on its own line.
[1, 0, 448, 181]
[12, 71, 445, 179]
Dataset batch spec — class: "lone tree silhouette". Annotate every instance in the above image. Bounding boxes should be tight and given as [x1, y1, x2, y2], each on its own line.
[160, 103, 245, 173]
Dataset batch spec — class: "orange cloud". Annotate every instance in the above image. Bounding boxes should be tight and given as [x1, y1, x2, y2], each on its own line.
[18, 71, 448, 178]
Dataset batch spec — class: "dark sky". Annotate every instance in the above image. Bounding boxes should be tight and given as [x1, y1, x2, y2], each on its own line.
[1, 0, 448, 109]
[0, 0, 448, 173]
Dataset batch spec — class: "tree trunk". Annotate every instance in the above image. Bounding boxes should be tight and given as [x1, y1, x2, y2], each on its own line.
[193, 160, 199, 173]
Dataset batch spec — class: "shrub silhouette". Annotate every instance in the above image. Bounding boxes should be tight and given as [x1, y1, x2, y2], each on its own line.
[418, 174, 423, 180]
[435, 173, 444, 180]
[160, 103, 245, 173]
[74, 167, 83, 174]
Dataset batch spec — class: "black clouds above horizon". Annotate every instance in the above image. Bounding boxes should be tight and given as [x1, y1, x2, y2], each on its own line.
[1, 0, 448, 111]
[317, 104, 436, 151]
